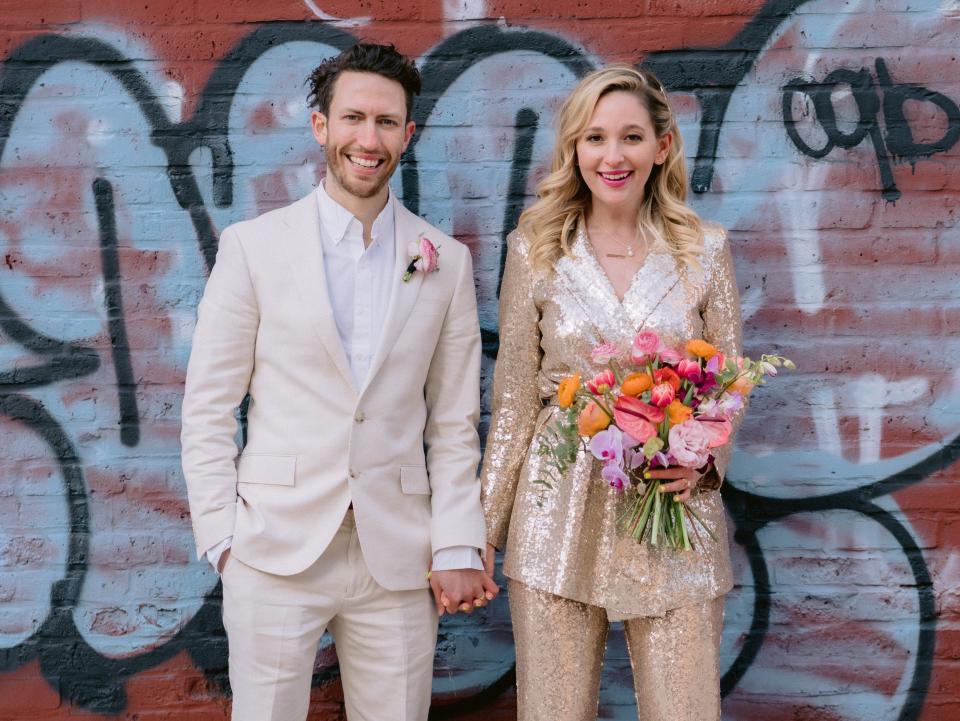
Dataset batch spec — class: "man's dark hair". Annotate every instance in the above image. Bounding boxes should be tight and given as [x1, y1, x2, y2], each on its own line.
[306, 43, 422, 121]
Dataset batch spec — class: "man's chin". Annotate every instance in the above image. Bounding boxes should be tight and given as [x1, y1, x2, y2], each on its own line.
[330, 166, 392, 199]
[343, 179, 388, 199]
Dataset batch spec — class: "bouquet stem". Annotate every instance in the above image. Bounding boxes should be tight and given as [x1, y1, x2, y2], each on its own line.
[622, 479, 716, 551]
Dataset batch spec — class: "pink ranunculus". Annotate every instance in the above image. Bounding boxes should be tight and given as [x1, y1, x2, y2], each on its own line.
[590, 342, 621, 366]
[668, 420, 712, 469]
[601, 462, 629, 491]
[676, 358, 702, 383]
[650, 382, 675, 408]
[698, 417, 732, 448]
[629, 346, 648, 365]
[613, 395, 664, 443]
[586, 369, 616, 395]
[589, 426, 624, 465]
[417, 236, 439, 273]
[633, 330, 660, 355]
[656, 343, 684, 365]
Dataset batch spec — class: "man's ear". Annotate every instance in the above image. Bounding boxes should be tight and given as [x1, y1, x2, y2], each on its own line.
[402, 120, 416, 151]
[311, 111, 328, 146]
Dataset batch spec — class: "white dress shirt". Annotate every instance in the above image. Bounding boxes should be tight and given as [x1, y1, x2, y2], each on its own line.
[204, 183, 482, 574]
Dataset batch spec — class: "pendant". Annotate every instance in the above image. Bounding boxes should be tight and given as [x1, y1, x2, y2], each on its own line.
[627, 246, 635, 257]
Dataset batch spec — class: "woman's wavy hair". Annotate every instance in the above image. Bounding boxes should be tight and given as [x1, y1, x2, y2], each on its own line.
[519, 65, 703, 272]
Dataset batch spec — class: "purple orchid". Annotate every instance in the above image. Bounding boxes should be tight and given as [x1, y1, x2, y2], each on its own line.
[589, 426, 625, 465]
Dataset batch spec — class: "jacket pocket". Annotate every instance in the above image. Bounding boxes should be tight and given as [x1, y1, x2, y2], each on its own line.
[400, 465, 431, 495]
[237, 453, 297, 486]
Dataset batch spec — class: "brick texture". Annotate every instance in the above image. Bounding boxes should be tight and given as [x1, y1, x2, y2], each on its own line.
[0, 1, 957, 719]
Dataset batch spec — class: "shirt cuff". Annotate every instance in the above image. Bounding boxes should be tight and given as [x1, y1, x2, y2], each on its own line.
[204, 536, 233, 574]
[432, 545, 483, 571]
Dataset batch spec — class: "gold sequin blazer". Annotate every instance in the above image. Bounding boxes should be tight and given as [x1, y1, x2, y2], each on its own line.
[480, 225, 743, 618]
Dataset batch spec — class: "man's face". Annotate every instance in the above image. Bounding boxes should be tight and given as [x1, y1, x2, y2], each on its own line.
[311, 71, 416, 200]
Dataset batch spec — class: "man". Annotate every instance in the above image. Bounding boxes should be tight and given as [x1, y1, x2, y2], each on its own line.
[181, 43, 497, 721]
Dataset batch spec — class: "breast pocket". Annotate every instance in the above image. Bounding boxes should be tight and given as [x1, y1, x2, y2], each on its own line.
[400, 465, 431, 495]
[237, 453, 297, 486]
[413, 290, 450, 319]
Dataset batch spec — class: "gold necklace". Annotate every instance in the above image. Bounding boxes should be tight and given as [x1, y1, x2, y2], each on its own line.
[589, 225, 645, 260]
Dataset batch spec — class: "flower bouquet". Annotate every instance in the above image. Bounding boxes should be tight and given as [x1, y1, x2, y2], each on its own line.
[537, 330, 793, 550]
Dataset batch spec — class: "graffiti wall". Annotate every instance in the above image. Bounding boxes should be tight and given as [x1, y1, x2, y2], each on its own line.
[1, 0, 958, 718]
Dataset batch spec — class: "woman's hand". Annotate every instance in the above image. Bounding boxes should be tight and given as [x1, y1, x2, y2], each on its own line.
[646, 466, 702, 503]
[484, 543, 497, 578]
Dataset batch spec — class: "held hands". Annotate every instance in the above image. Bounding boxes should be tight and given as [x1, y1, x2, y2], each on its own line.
[646, 466, 702, 503]
[428, 549, 500, 616]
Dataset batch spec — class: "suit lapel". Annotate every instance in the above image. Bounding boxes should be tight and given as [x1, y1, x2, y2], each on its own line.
[554, 235, 635, 345]
[280, 192, 356, 393]
[360, 201, 426, 394]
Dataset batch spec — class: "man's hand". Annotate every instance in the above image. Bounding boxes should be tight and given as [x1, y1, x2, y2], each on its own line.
[429, 568, 499, 616]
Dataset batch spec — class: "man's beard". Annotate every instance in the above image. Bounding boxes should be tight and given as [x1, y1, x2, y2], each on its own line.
[325, 142, 398, 199]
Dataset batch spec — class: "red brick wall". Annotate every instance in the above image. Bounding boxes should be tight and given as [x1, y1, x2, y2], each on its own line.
[0, 1, 957, 719]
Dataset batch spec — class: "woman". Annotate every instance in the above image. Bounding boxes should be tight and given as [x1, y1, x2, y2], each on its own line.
[480, 66, 743, 720]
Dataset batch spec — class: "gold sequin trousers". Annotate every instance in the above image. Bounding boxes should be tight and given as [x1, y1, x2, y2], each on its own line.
[508, 579, 724, 721]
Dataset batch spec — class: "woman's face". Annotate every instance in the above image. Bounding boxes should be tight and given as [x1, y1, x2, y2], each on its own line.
[575, 90, 672, 215]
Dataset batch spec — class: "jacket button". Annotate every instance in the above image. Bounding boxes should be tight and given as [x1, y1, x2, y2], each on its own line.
[354, 411, 365, 423]
[349, 469, 358, 479]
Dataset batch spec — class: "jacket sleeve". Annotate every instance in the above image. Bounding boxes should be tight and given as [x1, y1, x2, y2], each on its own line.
[699, 226, 745, 490]
[422, 242, 486, 553]
[479, 232, 543, 549]
[180, 226, 259, 557]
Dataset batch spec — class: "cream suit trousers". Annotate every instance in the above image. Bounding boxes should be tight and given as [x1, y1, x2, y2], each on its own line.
[221, 510, 439, 721]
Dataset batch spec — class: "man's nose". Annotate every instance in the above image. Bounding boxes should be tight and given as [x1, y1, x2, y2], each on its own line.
[355, 120, 378, 149]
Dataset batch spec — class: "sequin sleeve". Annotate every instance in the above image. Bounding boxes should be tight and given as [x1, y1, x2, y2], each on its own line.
[700, 226, 744, 489]
[480, 231, 543, 549]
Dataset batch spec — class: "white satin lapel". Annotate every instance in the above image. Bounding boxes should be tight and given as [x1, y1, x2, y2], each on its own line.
[280, 193, 355, 393]
[361, 200, 425, 394]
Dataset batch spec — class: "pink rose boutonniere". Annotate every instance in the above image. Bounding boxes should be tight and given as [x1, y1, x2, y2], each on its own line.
[404, 234, 440, 282]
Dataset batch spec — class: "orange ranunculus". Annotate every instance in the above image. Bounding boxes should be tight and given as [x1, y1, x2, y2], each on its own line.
[729, 376, 755, 396]
[666, 399, 693, 425]
[653, 367, 681, 393]
[557, 374, 581, 408]
[686, 339, 719, 359]
[577, 402, 611, 437]
[621, 372, 653, 396]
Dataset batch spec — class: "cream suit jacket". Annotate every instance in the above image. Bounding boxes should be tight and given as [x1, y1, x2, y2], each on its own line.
[181, 191, 486, 590]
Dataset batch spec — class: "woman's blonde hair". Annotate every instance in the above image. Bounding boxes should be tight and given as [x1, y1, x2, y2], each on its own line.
[519, 65, 703, 271]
